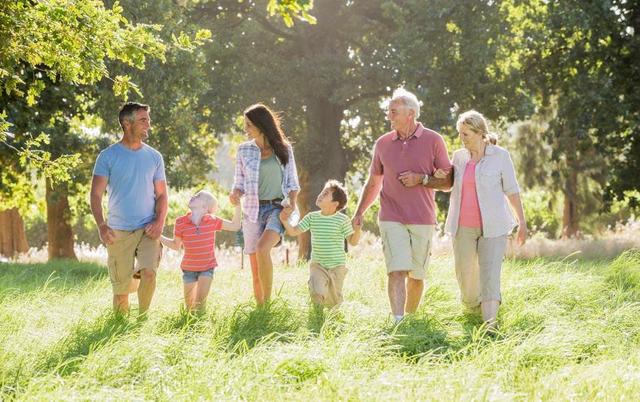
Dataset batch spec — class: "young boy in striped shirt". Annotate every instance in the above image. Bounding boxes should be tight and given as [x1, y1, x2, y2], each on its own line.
[280, 180, 362, 308]
[161, 190, 241, 312]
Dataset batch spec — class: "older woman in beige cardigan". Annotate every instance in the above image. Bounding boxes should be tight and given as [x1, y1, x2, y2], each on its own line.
[435, 110, 527, 331]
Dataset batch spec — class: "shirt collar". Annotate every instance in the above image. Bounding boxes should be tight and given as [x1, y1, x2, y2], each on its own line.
[485, 144, 496, 155]
[392, 122, 423, 141]
[461, 143, 496, 158]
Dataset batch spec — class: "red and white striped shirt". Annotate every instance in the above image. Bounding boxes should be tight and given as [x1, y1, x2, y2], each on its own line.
[174, 213, 223, 271]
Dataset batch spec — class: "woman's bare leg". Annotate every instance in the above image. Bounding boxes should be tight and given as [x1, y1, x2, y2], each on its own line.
[255, 230, 281, 304]
[249, 253, 264, 304]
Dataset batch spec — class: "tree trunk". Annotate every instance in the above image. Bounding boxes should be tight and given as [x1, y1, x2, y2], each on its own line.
[561, 169, 580, 238]
[0, 208, 29, 258]
[295, 97, 348, 261]
[46, 178, 77, 260]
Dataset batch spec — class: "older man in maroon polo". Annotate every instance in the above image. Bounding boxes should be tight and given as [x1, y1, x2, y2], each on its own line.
[354, 88, 453, 323]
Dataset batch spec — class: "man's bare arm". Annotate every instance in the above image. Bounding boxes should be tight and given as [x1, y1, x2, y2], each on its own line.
[424, 169, 453, 190]
[354, 174, 383, 221]
[90, 175, 115, 245]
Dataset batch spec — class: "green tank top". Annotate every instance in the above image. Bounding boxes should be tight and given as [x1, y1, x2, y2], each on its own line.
[258, 154, 284, 200]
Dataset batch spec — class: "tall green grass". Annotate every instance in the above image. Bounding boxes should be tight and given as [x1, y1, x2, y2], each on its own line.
[1, 249, 640, 400]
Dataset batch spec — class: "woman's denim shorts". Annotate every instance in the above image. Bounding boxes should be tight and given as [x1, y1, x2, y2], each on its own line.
[242, 203, 284, 254]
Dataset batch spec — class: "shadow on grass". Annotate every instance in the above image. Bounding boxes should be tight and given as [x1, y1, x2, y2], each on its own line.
[223, 298, 301, 353]
[0, 260, 107, 298]
[38, 311, 140, 376]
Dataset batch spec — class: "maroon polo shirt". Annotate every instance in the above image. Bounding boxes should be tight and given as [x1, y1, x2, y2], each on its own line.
[370, 123, 452, 225]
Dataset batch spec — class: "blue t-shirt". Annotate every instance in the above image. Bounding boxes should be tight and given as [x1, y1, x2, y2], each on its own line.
[93, 143, 166, 231]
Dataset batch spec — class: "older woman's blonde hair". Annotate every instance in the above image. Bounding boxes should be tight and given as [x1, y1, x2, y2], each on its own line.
[456, 110, 498, 145]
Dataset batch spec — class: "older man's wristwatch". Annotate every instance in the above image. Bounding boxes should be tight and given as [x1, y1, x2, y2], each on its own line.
[421, 174, 430, 186]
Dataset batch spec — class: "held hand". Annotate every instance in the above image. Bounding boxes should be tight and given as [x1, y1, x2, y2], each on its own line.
[144, 220, 164, 239]
[98, 224, 116, 245]
[282, 197, 296, 212]
[352, 219, 363, 232]
[229, 189, 242, 206]
[516, 225, 528, 247]
[280, 206, 293, 221]
[352, 214, 363, 227]
[397, 171, 423, 187]
[433, 168, 448, 179]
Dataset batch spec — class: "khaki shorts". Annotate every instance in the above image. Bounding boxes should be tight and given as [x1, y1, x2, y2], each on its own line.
[453, 226, 507, 308]
[106, 229, 162, 295]
[308, 262, 348, 308]
[379, 221, 434, 280]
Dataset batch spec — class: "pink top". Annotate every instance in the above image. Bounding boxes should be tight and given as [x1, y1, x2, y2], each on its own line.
[458, 161, 482, 228]
[370, 123, 452, 225]
[174, 213, 223, 271]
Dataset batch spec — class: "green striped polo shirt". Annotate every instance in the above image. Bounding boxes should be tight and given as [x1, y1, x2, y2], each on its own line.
[297, 211, 354, 268]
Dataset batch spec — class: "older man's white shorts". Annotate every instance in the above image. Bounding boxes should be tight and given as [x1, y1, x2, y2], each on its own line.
[378, 221, 434, 280]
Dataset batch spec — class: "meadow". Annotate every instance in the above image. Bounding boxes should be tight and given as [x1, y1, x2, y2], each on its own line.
[2, 239, 640, 401]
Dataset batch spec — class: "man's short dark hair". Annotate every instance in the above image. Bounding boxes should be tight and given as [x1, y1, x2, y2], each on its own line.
[118, 102, 150, 129]
[325, 180, 348, 211]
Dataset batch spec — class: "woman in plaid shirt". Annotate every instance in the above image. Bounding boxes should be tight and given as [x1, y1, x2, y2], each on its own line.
[230, 103, 300, 305]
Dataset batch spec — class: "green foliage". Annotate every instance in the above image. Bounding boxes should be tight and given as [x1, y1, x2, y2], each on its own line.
[267, 0, 316, 27]
[521, 189, 561, 237]
[0, 0, 166, 141]
[499, 0, 640, 232]
[0, 0, 168, 215]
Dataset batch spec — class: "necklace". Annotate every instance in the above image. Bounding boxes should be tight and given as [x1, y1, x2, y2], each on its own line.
[399, 124, 419, 143]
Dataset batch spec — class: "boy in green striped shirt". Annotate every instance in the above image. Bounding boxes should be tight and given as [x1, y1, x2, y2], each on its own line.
[280, 180, 362, 308]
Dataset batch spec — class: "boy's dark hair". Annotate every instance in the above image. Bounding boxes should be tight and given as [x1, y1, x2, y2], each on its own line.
[118, 102, 150, 129]
[325, 180, 348, 211]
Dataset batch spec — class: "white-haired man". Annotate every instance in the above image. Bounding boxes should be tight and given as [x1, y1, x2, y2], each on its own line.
[353, 88, 453, 323]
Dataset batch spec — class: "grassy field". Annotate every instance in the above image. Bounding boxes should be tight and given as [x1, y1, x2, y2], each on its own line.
[1, 247, 640, 400]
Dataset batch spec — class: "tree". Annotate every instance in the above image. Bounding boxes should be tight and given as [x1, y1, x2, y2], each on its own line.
[0, 2, 167, 259]
[195, 0, 534, 256]
[499, 0, 639, 237]
[0, 0, 315, 259]
[0, 0, 168, 259]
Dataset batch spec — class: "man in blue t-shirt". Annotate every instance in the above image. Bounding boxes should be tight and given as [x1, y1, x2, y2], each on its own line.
[90, 102, 168, 314]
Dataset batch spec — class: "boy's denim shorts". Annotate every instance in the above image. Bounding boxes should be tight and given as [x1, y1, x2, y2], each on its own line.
[182, 268, 215, 284]
[242, 203, 284, 254]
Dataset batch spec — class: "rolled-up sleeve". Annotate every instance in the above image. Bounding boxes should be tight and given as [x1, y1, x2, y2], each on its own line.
[232, 148, 245, 193]
[283, 145, 300, 194]
[501, 151, 520, 195]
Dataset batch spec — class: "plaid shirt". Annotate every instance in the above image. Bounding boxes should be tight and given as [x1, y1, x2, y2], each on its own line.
[232, 140, 300, 223]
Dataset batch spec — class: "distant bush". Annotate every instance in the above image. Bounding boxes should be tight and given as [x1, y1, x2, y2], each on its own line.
[521, 189, 561, 238]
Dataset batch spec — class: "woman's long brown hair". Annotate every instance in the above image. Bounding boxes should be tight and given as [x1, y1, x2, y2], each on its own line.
[244, 103, 290, 165]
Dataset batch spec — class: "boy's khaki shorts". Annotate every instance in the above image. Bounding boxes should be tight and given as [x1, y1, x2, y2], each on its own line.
[378, 221, 434, 280]
[308, 262, 348, 307]
[107, 229, 162, 295]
